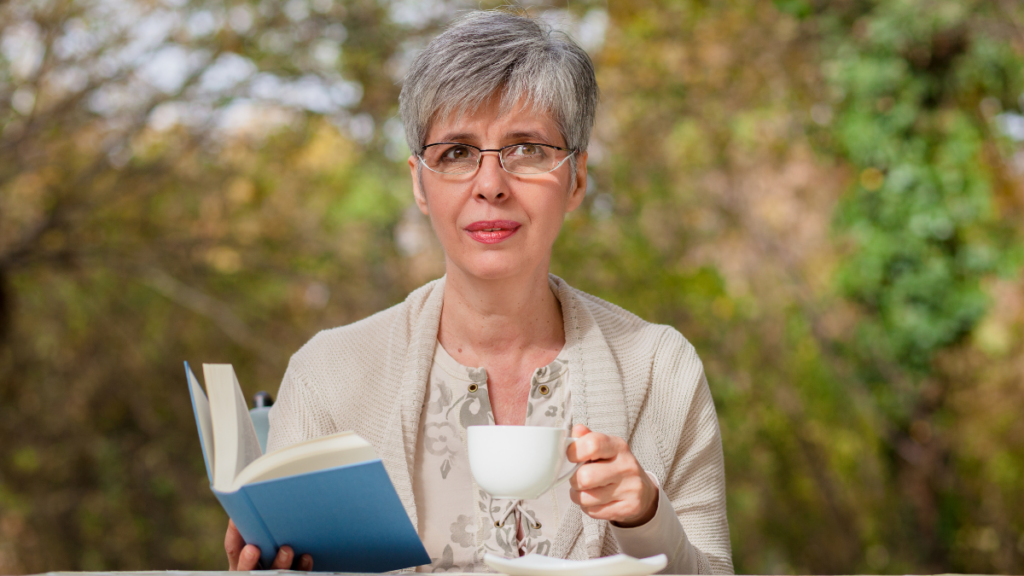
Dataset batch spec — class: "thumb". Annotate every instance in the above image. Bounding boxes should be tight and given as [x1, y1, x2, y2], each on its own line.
[567, 425, 592, 463]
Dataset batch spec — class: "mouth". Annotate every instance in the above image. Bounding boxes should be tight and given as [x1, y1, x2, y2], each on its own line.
[464, 220, 522, 244]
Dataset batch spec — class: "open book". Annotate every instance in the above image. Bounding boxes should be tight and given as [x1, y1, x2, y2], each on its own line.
[185, 362, 429, 572]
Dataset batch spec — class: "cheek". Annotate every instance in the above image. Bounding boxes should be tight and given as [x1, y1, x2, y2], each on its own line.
[421, 188, 461, 235]
[528, 196, 570, 240]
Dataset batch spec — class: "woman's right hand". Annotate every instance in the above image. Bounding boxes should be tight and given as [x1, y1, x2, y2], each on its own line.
[225, 519, 313, 571]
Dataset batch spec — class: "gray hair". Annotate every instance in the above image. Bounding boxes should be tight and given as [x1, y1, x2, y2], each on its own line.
[399, 10, 599, 161]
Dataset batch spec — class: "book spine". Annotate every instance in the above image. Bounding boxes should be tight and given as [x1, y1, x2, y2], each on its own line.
[214, 487, 279, 568]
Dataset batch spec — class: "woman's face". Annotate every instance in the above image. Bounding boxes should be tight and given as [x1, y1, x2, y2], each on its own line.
[408, 98, 588, 283]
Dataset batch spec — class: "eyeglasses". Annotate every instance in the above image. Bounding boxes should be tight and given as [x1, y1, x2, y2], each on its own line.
[418, 142, 576, 175]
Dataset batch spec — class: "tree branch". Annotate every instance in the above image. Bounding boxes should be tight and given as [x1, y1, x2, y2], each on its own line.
[142, 267, 278, 362]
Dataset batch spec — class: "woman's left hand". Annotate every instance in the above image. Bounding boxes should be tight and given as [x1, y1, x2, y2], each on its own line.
[566, 424, 659, 527]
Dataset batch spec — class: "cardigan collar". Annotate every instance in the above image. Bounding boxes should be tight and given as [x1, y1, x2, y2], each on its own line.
[379, 274, 628, 558]
[549, 274, 628, 558]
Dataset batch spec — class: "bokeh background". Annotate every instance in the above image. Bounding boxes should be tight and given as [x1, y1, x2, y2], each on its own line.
[2, 0, 1024, 573]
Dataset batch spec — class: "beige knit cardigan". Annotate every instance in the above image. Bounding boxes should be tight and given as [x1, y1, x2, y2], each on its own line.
[267, 275, 734, 574]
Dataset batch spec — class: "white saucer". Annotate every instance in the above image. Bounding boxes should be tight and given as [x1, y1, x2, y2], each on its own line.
[483, 553, 667, 576]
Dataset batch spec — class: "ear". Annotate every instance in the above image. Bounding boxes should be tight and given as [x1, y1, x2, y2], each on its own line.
[565, 151, 588, 213]
[409, 155, 429, 215]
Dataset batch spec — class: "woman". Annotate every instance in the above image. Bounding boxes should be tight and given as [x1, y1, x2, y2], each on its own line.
[226, 10, 732, 574]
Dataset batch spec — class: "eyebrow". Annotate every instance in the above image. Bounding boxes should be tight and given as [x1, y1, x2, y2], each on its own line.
[433, 130, 554, 145]
[504, 130, 550, 142]
[436, 132, 476, 143]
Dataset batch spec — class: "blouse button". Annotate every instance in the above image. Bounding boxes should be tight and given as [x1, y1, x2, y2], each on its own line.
[538, 384, 550, 395]
[468, 383, 479, 393]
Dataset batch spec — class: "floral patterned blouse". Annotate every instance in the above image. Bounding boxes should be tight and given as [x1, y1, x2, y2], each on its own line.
[413, 341, 574, 572]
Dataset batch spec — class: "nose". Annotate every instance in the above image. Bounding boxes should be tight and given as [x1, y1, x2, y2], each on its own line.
[472, 151, 509, 202]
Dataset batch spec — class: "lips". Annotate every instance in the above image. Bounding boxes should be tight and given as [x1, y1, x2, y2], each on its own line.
[464, 220, 521, 244]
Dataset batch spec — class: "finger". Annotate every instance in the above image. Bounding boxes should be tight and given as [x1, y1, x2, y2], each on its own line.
[571, 424, 591, 438]
[225, 520, 245, 570]
[588, 468, 653, 507]
[578, 499, 626, 522]
[571, 461, 621, 491]
[299, 554, 314, 571]
[575, 483, 618, 508]
[271, 545, 294, 570]
[566, 425, 590, 463]
[568, 431, 623, 463]
[237, 544, 262, 571]
[579, 479, 659, 525]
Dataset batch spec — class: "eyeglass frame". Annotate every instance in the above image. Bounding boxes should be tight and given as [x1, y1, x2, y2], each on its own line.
[416, 142, 578, 176]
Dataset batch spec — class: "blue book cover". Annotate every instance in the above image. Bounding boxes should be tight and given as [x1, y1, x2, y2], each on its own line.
[185, 362, 430, 572]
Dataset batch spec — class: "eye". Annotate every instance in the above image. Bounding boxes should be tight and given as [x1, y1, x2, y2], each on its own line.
[509, 144, 543, 157]
[441, 144, 474, 161]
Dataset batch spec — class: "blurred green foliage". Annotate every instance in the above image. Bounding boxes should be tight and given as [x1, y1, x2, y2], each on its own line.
[829, 1, 1015, 377]
[2, 0, 1024, 574]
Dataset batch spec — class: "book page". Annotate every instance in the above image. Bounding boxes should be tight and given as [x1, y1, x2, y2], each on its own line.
[232, 431, 377, 490]
[204, 364, 263, 491]
[231, 368, 264, 466]
[185, 362, 215, 483]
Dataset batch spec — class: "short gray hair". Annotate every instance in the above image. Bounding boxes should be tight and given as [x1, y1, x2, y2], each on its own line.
[399, 10, 598, 158]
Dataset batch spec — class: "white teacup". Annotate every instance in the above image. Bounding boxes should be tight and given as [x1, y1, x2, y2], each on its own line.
[467, 425, 580, 500]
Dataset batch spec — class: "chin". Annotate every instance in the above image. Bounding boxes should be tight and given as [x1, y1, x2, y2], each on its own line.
[455, 253, 531, 282]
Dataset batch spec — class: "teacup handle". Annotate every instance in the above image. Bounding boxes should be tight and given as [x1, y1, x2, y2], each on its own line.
[551, 437, 583, 489]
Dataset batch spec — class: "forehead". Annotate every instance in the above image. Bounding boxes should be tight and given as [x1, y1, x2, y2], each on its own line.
[425, 96, 564, 145]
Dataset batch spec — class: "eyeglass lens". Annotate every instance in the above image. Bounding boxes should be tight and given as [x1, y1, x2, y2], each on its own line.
[421, 143, 570, 175]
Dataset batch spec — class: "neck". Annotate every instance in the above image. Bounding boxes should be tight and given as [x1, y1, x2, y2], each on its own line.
[438, 260, 565, 365]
